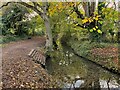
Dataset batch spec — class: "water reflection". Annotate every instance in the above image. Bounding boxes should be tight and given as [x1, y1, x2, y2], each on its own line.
[46, 48, 120, 89]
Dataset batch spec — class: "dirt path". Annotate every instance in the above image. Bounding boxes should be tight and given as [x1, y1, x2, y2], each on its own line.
[2, 36, 52, 88]
[3, 36, 45, 57]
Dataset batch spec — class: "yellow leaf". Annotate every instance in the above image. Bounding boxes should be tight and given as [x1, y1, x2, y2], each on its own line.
[93, 28, 96, 31]
[95, 17, 98, 21]
[97, 30, 102, 34]
[95, 26, 98, 29]
[88, 18, 92, 23]
[90, 29, 93, 32]
[82, 18, 88, 24]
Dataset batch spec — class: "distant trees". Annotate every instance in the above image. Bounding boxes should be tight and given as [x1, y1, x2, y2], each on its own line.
[65, 2, 119, 42]
[2, 3, 30, 36]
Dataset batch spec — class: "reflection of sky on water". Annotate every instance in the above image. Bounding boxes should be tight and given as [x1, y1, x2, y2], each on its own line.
[100, 80, 120, 88]
[64, 80, 84, 88]
[74, 80, 84, 88]
[63, 79, 120, 89]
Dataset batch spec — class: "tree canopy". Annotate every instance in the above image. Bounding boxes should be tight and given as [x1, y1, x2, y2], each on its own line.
[0, 1, 119, 50]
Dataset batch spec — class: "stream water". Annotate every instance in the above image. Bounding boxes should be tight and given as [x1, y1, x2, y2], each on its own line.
[46, 46, 120, 89]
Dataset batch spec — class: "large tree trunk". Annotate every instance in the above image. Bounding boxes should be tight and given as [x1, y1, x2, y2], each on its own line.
[82, 2, 90, 17]
[42, 2, 53, 52]
[44, 15, 53, 51]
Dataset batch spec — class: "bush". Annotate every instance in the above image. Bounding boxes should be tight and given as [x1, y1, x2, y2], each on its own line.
[0, 35, 28, 44]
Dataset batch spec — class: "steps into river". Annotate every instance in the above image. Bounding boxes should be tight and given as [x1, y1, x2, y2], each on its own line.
[28, 49, 46, 66]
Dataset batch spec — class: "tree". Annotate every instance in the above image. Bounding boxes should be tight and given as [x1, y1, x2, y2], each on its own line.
[2, 3, 29, 36]
[1, 1, 119, 50]
[56, 1, 119, 42]
[19, 2, 53, 51]
[48, 2, 105, 42]
[1, 1, 53, 52]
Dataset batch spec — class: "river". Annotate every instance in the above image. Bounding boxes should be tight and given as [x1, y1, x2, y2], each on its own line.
[46, 46, 120, 89]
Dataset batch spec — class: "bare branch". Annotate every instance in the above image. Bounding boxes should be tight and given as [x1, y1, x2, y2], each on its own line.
[0, 2, 11, 9]
[73, 4, 84, 19]
[32, 2, 43, 9]
[0, 1, 43, 17]
[18, 2, 43, 16]
[32, 2, 37, 8]
[42, 2, 49, 11]
[105, 2, 110, 8]
[113, 2, 116, 10]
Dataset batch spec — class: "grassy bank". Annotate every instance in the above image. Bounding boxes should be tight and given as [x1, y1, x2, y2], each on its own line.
[0, 35, 30, 44]
[0, 35, 30, 47]
[67, 37, 119, 72]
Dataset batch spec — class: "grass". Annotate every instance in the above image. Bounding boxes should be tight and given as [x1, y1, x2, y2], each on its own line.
[0, 35, 29, 44]
[68, 37, 118, 58]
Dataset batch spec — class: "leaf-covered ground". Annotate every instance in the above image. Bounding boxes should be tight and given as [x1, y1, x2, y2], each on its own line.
[68, 39, 119, 72]
[2, 36, 53, 89]
[90, 47, 119, 71]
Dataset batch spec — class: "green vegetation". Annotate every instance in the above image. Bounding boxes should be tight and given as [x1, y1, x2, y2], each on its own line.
[1, 3, 29, 36]
[67, 36, 119, 71]
[0, 1, 119, 69]
[0, 1, 120, 89]
[0, 3, 45, 44]
[0, 35, 29, 44]
[1, 2, 119, 45]
[0, 1, 119, 75]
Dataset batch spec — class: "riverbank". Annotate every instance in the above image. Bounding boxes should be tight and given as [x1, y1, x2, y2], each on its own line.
[46, 41, 120, 88]
[67, 38, 120, 74]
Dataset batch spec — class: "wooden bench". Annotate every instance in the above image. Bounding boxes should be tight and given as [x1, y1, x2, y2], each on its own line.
[28, 49, 46, 66]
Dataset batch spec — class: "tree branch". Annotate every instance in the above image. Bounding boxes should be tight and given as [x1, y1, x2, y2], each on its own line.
[113, 2, 117, 10]
[90, 2, 95, 16]
[32, 2, 37, 8]
[32, 2, 43, 10]
[105, 2, 110, 8]
[82, 2, 90, 17]
[73, 5, 84, 19]
[76, 23, 85, 28]
[0, 1, 43, 17]
[0, 2, 11, 9]
[18, 2, 43, 16]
